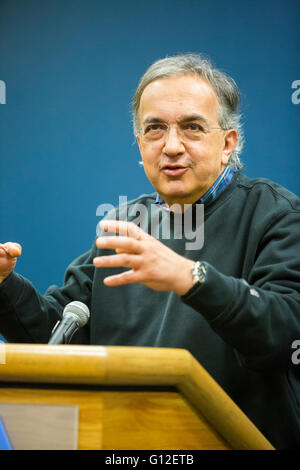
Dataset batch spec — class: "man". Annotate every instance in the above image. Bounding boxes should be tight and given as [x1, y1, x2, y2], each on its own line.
[0, 54, 300, 449]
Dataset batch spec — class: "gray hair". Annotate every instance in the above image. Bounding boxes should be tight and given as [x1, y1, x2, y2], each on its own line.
[133, 53, 244, 169]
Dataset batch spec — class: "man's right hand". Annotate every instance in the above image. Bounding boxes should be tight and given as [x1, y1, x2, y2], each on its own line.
[0, 242, 22, 284]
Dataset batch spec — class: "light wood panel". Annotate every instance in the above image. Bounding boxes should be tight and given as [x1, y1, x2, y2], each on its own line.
[100, 390, 230, 450]
[0, 387, 230, 450]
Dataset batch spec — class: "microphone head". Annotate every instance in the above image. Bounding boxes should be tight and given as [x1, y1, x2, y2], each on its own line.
[63, 301, 90, 327]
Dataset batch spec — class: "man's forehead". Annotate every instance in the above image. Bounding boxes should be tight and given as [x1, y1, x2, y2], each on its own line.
[139, 74, 219, 120]
[141, 74, 217, 99]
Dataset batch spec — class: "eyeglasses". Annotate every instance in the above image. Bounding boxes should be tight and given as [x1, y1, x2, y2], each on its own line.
[139, 122, 227, 144]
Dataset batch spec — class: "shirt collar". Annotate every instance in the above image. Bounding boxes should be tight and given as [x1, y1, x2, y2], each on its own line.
[155, 165, 237, 207]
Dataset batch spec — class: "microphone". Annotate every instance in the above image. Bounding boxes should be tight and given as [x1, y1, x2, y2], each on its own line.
[48, 301, 90, 345]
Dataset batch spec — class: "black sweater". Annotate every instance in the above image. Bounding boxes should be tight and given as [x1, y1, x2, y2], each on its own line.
[1, 171, 300, 449]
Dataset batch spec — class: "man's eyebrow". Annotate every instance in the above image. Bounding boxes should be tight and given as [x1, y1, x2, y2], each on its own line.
[142, 114, 209, 125]
[142, 117, 165, 125]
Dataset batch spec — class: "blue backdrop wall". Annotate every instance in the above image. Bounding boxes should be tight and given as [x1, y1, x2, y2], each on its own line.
[0, 0, 299, 319]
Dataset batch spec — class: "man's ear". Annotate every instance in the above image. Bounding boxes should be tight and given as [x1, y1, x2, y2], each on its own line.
[136, 134, 142, 151]
[221, 129, 238, 165]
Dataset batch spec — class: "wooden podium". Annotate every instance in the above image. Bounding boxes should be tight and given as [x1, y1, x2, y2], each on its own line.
[0, 344, 274, 450]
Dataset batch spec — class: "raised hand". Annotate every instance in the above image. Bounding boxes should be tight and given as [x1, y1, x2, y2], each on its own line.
[93, 220, 194, 296]
[0, 242, 22, 283]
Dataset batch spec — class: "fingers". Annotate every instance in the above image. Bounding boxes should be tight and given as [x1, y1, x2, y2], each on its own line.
[96, 235, 143, 253]
[115, 248, 126, 254]
[99, 220, 151, 241]
[93, 253, 141, 269]
[93, 249, 142, 286]
[103, 270, 140, 286]
[0, 242, 22, 258]
[96, 220, 154, 288]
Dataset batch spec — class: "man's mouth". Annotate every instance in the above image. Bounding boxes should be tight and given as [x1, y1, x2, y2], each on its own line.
[160, 164, 188, 176]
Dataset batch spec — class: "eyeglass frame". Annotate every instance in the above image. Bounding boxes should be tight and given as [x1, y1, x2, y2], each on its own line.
[138, 118, 229, 144]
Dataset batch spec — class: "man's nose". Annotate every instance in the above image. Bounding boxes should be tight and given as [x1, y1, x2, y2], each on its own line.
[163, 127, 185, 156]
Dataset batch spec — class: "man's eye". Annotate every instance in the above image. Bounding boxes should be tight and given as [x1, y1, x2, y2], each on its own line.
[186, 123, 204, 132]
[145, 124, 164, 133]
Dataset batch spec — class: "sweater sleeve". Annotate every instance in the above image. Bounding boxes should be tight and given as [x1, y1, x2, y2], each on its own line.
[181, 211, 300, 372]
[0, 243, 97, 344]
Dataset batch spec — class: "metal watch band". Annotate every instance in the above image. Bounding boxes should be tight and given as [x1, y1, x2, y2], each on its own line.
[191, 261, 207, 285]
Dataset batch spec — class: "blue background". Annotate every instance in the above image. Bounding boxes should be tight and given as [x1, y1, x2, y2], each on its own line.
[0, 0, 299, 312]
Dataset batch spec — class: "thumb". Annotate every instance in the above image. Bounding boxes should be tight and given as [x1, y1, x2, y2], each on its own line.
[0, 242, 22, 258]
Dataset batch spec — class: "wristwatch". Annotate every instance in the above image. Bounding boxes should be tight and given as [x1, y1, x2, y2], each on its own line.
[191, 261, 207, 286]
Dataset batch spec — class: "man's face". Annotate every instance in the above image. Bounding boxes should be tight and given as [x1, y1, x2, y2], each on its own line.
[137, 74, 238, 209]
